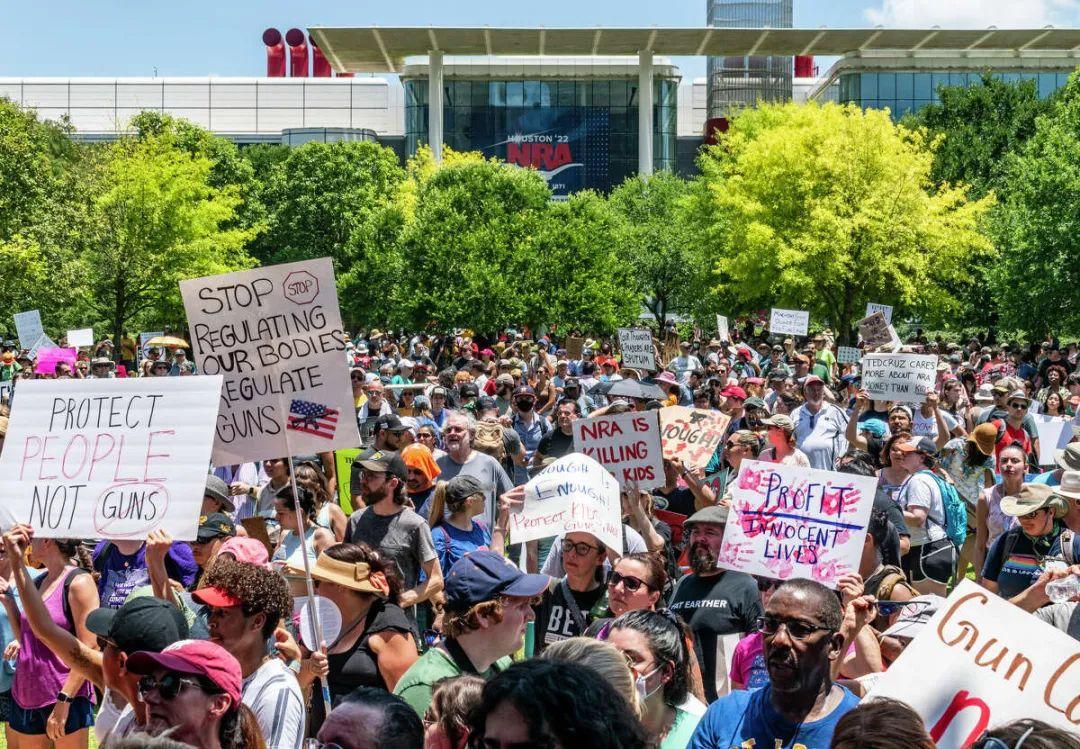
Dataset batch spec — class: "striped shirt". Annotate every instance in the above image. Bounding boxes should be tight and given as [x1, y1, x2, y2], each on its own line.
[243, 658, 305, 749]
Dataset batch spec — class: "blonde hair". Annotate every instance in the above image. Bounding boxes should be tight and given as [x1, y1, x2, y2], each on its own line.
[541, 638, 640, 717]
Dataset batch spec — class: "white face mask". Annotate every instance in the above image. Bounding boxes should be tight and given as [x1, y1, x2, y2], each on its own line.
[634, 664, 664, 702]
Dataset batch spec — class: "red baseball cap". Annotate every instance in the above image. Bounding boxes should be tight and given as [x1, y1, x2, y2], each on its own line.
[721, 385, 747, 400]
[803, 375, 825, 386]
[126, 639, 243, 708]
[191, 586, 242, 608]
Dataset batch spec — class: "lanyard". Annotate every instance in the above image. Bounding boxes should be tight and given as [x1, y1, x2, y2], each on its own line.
[559, 577, 589, 635]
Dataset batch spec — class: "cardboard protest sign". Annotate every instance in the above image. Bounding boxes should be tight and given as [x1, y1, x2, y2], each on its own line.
[334, 448, 362, 514]
[572, 409, 664, 489]
[13, 310, 43, 350]
[27, 334, 57, 360]
[717, 460, 877, 587]
[34, 347, 77, 376]
[865, 302, 893, 323]
[768, 308, 809, 337]
[510, 453, 623, 552]
[866, 579, 1080, 747]
[0, 377, 222, 540]
[659, 406, 731, 471]
[857, 311, 894, 348]
[565, 336, 584, 360]
[860, 353, 937, 404]
[716, 315, 729, 342]
[180, 258, 360, 465]
[1034, 414, 1074, 466]
[837, 346, 861, 365]
[66, 328, 94, 348]
[618, 328, 656, 371]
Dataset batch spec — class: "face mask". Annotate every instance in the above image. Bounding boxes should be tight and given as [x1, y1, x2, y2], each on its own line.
[634, 664, 664, 702]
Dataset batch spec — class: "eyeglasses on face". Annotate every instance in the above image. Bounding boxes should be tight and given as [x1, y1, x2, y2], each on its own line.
[1019, 508, 1048, 521]
[756, 615, 834, 640]
[137, 673, 205, 701]
[561, 539, 601, 557]
[608, 571, 650, 593]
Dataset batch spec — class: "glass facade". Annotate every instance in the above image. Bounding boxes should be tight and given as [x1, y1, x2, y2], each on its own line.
[404, 77, 679, 194]
[838, 70, 1073, 119]
[707, 0, 793, 118]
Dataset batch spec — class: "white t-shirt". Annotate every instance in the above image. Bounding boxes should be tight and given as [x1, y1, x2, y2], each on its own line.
[96, 690, 139, 747]
[897, 472, 947, 547]
[911, 408, 958, 439]
[243, 658, 306, 749]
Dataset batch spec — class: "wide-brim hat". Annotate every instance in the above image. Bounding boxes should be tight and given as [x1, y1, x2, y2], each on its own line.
[1000, 483, 1060, 518]
[286, 555, 390, 598]
[1056, 443, 1080, 472]
[1054, 470, 1080, 501]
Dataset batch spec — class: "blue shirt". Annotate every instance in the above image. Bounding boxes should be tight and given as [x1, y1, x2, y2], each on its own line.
[690, 684, 859, 749]
[432, 521, 492, 573]
[1030, 470, 1062, 487]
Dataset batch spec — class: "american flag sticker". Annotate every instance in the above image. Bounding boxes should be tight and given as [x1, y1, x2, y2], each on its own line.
[287, 399, 339, 440]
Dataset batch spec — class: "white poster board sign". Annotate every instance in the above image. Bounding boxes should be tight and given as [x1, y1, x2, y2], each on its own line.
[1034, 414, 1074, 466]
[13, 310, 43, 351]
[837, 346, 861, 365]
[572, 409, 664, 489]
[659, 406, 732, 471]
[865, 302, 893, 324]
[180, 257, 361, 465]
[510, 453, 623, 552]
[768, 308, 809, 337]
[860, 353, 937, 404]
[717, 460, 877, 588]
[857, 311, 894, 348]
[716, 315, 730, 343]
[0, 377, 222, 540]
[66, 328, 94, 348]
[866, 579, 1080, 747]
[617, 328, 656, 371]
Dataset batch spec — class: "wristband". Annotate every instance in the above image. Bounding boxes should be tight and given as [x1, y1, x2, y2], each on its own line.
[56, 692, 72, 704]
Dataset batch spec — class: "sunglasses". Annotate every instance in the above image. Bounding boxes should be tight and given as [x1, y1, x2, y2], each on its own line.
[756, 615, 834, 640]
[1020, 508, 1048, 521]
[561, 539, 602, 557]
[608, 571, 650, 593]
[1009, 402, 1028, 410]
[137, 673, 205, 701]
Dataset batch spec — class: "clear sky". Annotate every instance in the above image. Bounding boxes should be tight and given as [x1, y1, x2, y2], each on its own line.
[4, 1, 1079, 81]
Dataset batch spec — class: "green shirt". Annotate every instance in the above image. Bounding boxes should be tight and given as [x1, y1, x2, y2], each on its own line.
[393, 645, 512, 716]
[661, 706, 702, 749]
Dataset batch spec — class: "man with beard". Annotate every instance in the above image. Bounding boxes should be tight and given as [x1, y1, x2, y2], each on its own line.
[669, 505, 762, 703]
[436, 411, 514, 525]
[689, 578, 862, 749]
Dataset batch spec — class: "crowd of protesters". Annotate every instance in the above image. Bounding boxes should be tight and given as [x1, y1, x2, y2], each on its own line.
[0, 323, 1078, 748]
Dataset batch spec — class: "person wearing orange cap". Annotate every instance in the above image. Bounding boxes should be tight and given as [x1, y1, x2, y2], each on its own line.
[402, 442, 441, 515]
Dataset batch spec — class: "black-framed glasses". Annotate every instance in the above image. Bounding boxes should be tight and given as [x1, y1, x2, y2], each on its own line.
[1020, 508, 1047, 521]
[1009, 402, 1029, 410]
[608, 571, 650, 593]
[756, 615, 834, 640]
[137, 673, 204, 701]
[561, 539, 601, 557]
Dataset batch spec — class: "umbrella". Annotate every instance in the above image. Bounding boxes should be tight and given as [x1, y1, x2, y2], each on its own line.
[605, 378, 667, 401]
[587, 380, 615, 398]
[145, 336, 190, 349]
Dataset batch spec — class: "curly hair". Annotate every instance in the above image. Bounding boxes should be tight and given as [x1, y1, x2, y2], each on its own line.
[200, 557, 293, 639]
[322, 542, 404, 600]
[468, 660, 647, 749]
[441, 599, 504, 639]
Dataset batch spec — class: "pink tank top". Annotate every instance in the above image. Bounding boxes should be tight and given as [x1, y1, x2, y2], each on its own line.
[13, 567, 95, 709]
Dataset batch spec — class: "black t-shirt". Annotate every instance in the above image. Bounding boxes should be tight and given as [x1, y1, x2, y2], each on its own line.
[536, 428, 575, 460]
[327, 599, 413, 704]
[534, 580, 606, 652]
[653, 486, 697, 516]
[668, 570, 763, 703]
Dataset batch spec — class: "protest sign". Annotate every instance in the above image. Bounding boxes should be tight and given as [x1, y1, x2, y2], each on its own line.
[703, 471, 728, 502]
[865, 302, 893, 324]
[180, 257, 360, 465]
[334, 448, 361, 514]
[717, 460, 877, 587]
[837, 346, 861, 365]
[618, 328, 656, 371]
[66, 328, 94, 348]
[1034, 414, 1074, 466]
[573, 409, 664, 489]
[13, 310, 43, 350]
[565, 336, 584, 360]
[34, 347, 77, 376]
[659, 406, 732, 471]
[0, 377, 222, 540]
[857, 311, 894, 348]
[0, 381, 13, 404]
[860, 353, 937, 404]
[510, 453, 623, 552]
[768, 308, 809, 337]
[716, 315, 729, 342]
[27, 334, 56, 360]
[866, 579, 1080, 747]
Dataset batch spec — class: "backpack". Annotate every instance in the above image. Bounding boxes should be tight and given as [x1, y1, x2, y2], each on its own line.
[474, 419, 506, 461]
[917, 470, 968, 548]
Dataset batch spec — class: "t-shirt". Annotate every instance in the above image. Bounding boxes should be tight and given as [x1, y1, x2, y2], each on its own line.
[394, 646, 511, 717]
[689, 684, 859, 749]
[669, 571, 763, 703]
[896, 472, 947, 546]
[729, 631, 769, 690]
[243, 657, 305, 749]
[93, 541, 197, 609]
[654, 486, 698, 516]
[436, 451, 514, 525]
[432, 520, 492, 573]
[912, 408, 958, 439]
[981, 525, 1074, 599]
[1033, 601, 1080, 640]
[791, 404, 849, 471]
[345, 507, 437, 594]
[536, 428, 575, 460]
[534, 580, 607, 651]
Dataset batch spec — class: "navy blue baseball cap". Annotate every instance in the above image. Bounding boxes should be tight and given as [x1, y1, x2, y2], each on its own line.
[444, 550, 550, 613]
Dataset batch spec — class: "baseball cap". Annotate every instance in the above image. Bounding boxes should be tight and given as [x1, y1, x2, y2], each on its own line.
[896, 436, 939, 458]
[475, 395, 497, 412]
[203, 474, 235, 513]
[882, 595, 946, 639]
[720, 385, 747, 400]
[761, 414, 795, 431]
[357, 449, 408, 483]
[684, 504, 730, 528]
[430, 386, 448, 398]
[859, 419, 888, 439]
[1000, 483, 1059, 518]
[513, 385, 535, 397]
[443, 550, 550, 613]
[126, 640, 243, 709]
[743, 396, 767, 411]
[217, 537, 271, 569]
[373, 414, 403, 433]
[86, 596, 189, 653]
[191, 586, 242, 608]
[564, 377, 581, 389]
[446, 475, 493, 505]
[459, 382, 480, 398]
[196, 513, 236, 543]
[802, 375, 824, 386]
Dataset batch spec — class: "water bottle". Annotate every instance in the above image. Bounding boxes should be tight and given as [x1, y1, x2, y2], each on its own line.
[1046, 575, 1080, 603]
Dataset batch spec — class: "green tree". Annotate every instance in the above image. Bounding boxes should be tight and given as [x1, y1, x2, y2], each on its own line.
[687, 101, 994, 343]
[609, 172, 696, 328]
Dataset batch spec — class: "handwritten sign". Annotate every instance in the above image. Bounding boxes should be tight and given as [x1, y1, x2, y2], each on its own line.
[565, 336, 584, 360]
[717, 460, 877, 587]
[180, 258, 360, 465]
[861, 353, 937, 404]
[768, 308, 809, 337]
[572, 409, 664, 490]
[865, 302, 893, 324]
[837, 346, 861, 365]
[618, 328, 656, 371]
[34, 347, 77, 376]
[0, 377, 222, 540]
[866, 579, 1080, 747]
[659, 406, 732, 471]
[1034, 414, 1074, 466]
[716, 315, 730, 342]
[66, 329, 94, 349]
[13, 310, 43, 351]
[511, 453, 623, 552]
[858, 311, 894, 348]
